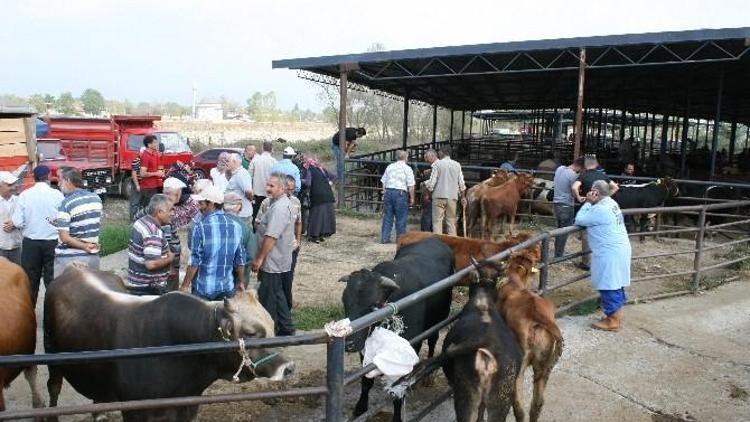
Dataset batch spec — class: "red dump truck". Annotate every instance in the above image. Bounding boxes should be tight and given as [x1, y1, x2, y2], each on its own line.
[40, 115, 193, 197]
[0, 103, 37, 189]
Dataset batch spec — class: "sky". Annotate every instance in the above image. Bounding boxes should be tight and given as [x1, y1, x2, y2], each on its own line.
[2, 0, 747, 111]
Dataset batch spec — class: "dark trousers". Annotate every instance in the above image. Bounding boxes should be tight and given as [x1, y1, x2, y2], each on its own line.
[553, 203, 575, 258]
[0, 247, 22, 267]
[127, 284, 167, 296]
[129, 180, 142, 221]
[252, 195, 267, 226]
[381, 189, 409, 242]
[258, 270, 295, 336]
[281, 249, 299, 310]
[140, 188, 160, 210]
[420, 201, 433, 232]
[22, 238, 57, 305]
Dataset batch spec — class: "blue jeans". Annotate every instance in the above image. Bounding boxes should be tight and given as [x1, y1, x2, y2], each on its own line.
[599, 288, 627, 316]
[381, 189, 409, 242]
[332, 143, 344, 182]
[420, 200, 433, 232]
[553, 203, 575, 258]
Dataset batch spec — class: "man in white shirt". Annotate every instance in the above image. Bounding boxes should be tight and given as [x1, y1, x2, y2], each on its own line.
[380, 150, 415, 243]
[248, 140, 277, 225]
[424, 145, 466, 236]
[10, 165, 64, 304]
[0, 171, 22, 265]
[226, 153, 254, 224]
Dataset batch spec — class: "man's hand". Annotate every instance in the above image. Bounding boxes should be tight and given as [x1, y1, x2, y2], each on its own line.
[3, 221, 15, 233]
[165, 251, 175, 261]
[292, 238, 300, 250]
[134, 184, 141, 192]
[179, 283, 191, 293]
[409, 198, 415, 207]
[460, 197, 467, 207]
[84, 243, 100, 253]
[251, 258, 262, 273]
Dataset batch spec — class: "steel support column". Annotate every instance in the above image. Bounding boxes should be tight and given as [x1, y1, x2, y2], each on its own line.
[402, 94, 410, 149]
[431, 104, 438, 148]
[709, 67, 725, 179]
[461, 110, 466, 139]
[660, 114, 669, 161]
[680, 97, 691, 177]
[619, 109, 627, 143]
[649, 114, 656, 156]
[337, 67, 349, 210]
[469, 110, 473, 138]
[325, 337, 345, 422]
[728, 120, 737, 165]
[449, 110, 454, 141]
[573, 48, 586, 159]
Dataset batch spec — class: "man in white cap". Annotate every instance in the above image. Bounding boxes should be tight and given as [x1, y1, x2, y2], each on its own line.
[180, 185, 246, 300]
[226, 153, 254, 225]
[271, 146, 301, 194]
[0, 171, 22, 265]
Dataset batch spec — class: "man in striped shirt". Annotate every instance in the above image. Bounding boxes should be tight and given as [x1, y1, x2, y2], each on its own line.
[53, 168, 103, 278]
[127, 195, 175, 295]
[180, 185, 246, 301]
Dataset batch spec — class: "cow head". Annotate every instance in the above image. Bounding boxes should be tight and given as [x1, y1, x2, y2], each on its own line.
[217, 290, 295, 382]
[657, 177, 680, 198]
[468, 256, 500, 304]
[505, 247, 541, 287]
[340, 269, 400, 352]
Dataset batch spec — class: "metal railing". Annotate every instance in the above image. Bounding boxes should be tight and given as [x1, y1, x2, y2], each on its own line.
[1, 200, 749, 421]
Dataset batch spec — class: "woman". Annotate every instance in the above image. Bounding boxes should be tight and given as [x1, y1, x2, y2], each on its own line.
[210, 152, 230, 192]
[574, 179, 632, 332]
[303, 157, 336, 243]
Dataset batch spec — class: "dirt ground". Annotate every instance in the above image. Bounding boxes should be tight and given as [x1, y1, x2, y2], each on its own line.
[3, 201, 747, 421]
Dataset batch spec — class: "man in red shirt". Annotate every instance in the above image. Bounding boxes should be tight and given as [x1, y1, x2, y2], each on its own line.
[139, 135, 164, 209]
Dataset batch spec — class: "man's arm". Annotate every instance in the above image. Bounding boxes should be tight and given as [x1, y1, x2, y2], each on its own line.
[234, 265, 246, 291]
[424, 162, 439, 191]
[131, 169, 140, 192]
[571, 180, 584, 203]
[609, 181, 620, 195]
[180, 265, 199, 292]
[59, 230, 98, 253]
[144, 251, 174, 271]
[251, 236, 277, 272]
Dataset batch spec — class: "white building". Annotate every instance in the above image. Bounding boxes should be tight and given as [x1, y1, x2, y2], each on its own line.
[195, 103, 223, 121]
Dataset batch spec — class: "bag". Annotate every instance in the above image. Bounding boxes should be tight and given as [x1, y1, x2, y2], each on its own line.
[362, 327, 419, 379]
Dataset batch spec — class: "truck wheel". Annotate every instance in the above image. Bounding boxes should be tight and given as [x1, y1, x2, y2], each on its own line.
[121, 177, 134, 200]
[193, 169, 207, 179]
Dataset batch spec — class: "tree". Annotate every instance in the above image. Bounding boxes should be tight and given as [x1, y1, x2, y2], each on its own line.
[27, 94, 54, 113]
[80, 89, 106, 115]
[55, 92, 77, 115]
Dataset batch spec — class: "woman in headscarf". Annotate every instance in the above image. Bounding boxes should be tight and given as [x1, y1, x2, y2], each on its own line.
[303, 156, 336, 243]
[210, 152, 231, 192]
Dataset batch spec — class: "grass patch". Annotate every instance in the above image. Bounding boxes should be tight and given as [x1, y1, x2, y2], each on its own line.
[99, 223, 130, 256]
[568, 297, 600, 316]
[292, 303, 345, 331]
[722, 245, 750, 271]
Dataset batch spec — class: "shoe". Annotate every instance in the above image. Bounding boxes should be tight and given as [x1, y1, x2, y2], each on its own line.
[576, 262, 590, 271]
[591, 309, 622, 331]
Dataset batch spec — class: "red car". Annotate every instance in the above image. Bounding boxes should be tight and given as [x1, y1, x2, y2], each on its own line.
[191, 147, 243, 179]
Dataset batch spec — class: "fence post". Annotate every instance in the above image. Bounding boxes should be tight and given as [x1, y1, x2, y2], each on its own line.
[691, 207, 707, 292]
[539, 237, 550, 293]
[325, 337, 345, 422]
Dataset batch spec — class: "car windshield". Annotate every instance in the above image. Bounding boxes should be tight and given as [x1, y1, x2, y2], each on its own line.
[157, 132, 191, 153]
[37, 141, 66, 160]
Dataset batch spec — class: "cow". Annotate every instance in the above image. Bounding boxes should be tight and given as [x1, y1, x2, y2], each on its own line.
[44, 264, 295, 422]
[480, 172, 535, 238]
[397, 231, 533, 284]
[490, 247, 563, 422]
[0, 257, 43, 411]
[613, 178, 680, 238]
[340, 237, 454, 421]
[528, 178, 554, 216]
[393, 272, 522, 422]
[465, 169, 510, 235]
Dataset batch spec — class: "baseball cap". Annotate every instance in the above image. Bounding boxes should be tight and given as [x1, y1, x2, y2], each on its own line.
[33, 165, 50, 179]
[0, 171, 19, 185]
[191, 185, 224, 204]
[283, 146, 296, 156]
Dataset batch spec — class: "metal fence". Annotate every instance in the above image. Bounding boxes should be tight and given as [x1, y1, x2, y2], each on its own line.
[1, 200, 749, 421]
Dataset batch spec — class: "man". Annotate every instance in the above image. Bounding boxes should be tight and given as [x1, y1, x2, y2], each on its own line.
[572, 157, 619, 269]
[419, 149, 438, 232]
[575, 180, 631, 331]
[54, 167, 103, 278]
[620, 163, 637, 185]
[424, 145, 466, 236]
[271, 147, 301, 193]
[552, 157, 585, 258]
[11, 165, 64, 304]
[380, 150, 415, 243]
[537, 151, 561, 180]
[224, 192, 257, 288]
[129, 154, 142, 221]
[252, 172, 297, 336]
[126, 194, 174, 295]
[331, 127, 366, 181]
[241, 144, 257, 170]
[180, 185, 246, 301]
[139, 135, 164, 209]
[248, 140, 277, 224]
[226, 153, 254, 224]
[0, 171, 22, 265]
[500, 152, 520, 173]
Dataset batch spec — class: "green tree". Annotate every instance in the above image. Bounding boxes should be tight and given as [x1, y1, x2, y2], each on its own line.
[55, 92, 77, 115]
[80, 88, 106, 115]
[27, 94, 51, 113]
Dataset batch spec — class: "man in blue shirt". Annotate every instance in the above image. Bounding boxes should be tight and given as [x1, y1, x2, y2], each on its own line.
[575, 180, 631, 332]
[180, 185, 246, 300]
[271, 147, 301, 193]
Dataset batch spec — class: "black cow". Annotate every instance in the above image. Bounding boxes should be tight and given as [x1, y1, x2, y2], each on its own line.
[340, 237, 454, 421]
[394, 276, 522, 421]
[44, 264, 295, 422]
[613, 178, 680, 237]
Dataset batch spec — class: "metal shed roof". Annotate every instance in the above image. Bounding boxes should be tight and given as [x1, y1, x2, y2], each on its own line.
[273, 27, 750, 124]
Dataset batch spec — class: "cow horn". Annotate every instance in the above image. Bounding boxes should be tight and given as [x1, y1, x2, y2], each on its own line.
[379, 276, 399, 292]
[470, 256, 481, 269]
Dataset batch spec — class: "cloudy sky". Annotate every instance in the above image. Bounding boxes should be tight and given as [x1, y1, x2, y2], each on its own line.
[2, 0, 746, 110]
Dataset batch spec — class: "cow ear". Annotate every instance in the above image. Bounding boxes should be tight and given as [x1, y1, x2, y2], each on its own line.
[338, 275, 350, 283]
[379, 276, 399, 293]
[475, 348, 498, 380]
[224, 298, 237, 313]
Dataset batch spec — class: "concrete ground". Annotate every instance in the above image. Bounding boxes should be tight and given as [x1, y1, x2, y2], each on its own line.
[3, 255, 749, 421]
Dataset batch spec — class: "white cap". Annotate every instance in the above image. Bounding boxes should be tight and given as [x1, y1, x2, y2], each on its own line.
[283, 146, 296, 156]
[163, 177, 187, 190]
[0, 171, 19, 185]
[192, 178, 213, 194]
[191, 185, 224, 204]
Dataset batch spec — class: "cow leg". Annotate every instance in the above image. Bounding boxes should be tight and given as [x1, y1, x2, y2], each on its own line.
[512, 361, 528, 422]
[477, 402, 486, 422]
[421, 336, 439, 386]
[24, 366, 44, 408]
[509, 211, 517, 236]
[0, 375, 5, 412]
[486, 384, 512, 422]
[529, 369, 551, 422]
[353, 375, 374, 417]
[391, 397, 405, 422]
[47, 367, 63, 408]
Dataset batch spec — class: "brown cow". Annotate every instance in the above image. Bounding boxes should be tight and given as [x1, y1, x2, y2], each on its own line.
[493, 247, 563, 422]
[397, 231, 533, 284]
[0, 257, 43, 411]
[479, 172, 535, 239]
[465, 169, 510, 236]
